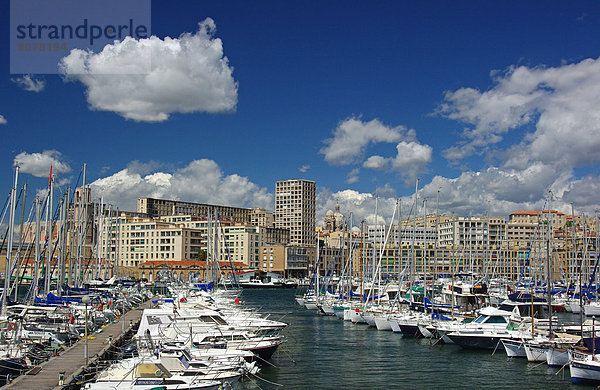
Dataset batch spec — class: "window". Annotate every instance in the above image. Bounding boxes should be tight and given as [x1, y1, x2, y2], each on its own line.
[485, 316, 507, 324]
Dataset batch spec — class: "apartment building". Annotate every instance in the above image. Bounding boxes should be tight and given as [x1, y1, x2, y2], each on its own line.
[275, 179, 316, 247]
[509, 210, 567, 230]
[438, 216, 506, 249]
[137, 197, 253, 224]
[259, 244, 311, 277]
[251, 208, 275, 227]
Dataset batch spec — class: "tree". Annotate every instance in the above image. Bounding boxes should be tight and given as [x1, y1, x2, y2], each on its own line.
[196, 250, 207, 261]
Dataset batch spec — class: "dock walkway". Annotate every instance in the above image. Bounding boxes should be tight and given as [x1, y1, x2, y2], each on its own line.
[2, 301, 150, 390]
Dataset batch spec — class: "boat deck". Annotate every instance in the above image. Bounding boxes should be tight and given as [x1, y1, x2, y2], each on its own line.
[2, 301, 150, 390]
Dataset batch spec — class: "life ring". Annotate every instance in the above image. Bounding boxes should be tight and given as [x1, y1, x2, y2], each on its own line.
[7, 322, 16, 331]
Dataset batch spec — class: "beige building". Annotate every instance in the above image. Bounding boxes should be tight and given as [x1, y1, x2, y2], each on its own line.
[438, 216, 506, 249]
[251, 208, 275, 227]
[137, 197, 253, 224]
[401, 213, 452, 227]
[275, 179, 316, 247]
[509, 210, 567, 230]
[258, 244, 311, 277]
[102, 214, 280, 269]
[259, 245, 287, 273]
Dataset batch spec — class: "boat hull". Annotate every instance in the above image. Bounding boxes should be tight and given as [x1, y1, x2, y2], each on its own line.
[524, 343, 547, 362]
[374, 317, 392, 331]
[546, 347, 568, 367]
[447, 334, 503, 350]
[571, 360, 600, 385]
[501, 339, 526, 358]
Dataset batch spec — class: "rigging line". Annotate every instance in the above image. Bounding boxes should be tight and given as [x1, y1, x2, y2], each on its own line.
[517, 198, 548, 286]
[251, 372, 285, 387]
[551, 360, 569, 378]
[526, 360, 549, 371]
[243, 373, 265, 390]
[0, 192, 11, 232]
[252, 351, 279, 368]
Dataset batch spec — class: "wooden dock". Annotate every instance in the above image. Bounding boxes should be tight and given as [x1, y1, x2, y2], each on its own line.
[2, 302, 150, 390]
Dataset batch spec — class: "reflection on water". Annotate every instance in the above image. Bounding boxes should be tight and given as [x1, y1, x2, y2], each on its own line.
[239, 289, 583, 389]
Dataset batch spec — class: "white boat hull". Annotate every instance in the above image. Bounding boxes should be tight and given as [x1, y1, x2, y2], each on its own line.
[546, 347, 569, 367]
[584, 303, 600, 316]
[374, 317, 392, 331]
[501, 339, 526, 358]
[524, 343, 547, 362]
[388, 319, 401, 333]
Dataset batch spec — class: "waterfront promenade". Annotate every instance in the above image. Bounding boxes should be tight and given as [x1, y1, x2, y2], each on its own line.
[2, 301, 150, 390]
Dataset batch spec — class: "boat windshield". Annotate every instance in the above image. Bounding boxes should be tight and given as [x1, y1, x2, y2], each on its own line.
[484, 316, 507, 324]
[474, 315, 487, 323]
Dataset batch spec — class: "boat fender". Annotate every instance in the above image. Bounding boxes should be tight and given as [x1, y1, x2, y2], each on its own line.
[7, 322, 16, 331]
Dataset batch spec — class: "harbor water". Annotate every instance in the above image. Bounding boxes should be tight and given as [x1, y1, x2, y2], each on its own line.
[239, 288, 585, 389]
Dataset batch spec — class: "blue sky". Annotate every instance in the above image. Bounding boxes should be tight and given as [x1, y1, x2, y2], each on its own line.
[1, 1, 600, 224]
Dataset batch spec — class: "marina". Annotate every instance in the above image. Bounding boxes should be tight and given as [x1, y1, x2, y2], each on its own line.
[4, 300, 148, 389]
[3, 2, 600, 388]
[241, 288, 580, 389]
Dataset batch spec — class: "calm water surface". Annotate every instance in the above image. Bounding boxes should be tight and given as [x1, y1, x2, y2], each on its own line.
[239, 288, 589, 390]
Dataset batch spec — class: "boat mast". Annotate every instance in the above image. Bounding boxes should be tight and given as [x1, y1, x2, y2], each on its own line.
[360, 220, 364, 300]
[397, 199, 401, 287]
[44, 168, 53, 296]
[374, 195, 379, 304]
[315, 230, 320, 299]
[30, 198, 41, 304]
[1, 166, 19, 316]
[572, 204, 583, 336]
[57, 192, 66, 297]
[546, 192, 553, 337]
[435, 190, 439, 280]
[15, 183, 27, 301]
[115, 207, 121, 279]
[347, 212, 352, 303]
[423, 198, 428, 301]
[410, 179, 418, 304]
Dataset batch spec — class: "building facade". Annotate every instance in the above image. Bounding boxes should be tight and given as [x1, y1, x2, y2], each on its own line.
[137, 197, 253, 224]
[275, 179, 316, 247]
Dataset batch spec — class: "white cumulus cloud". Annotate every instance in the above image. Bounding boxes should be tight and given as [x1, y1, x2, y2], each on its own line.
[346, 168, 360, 184]
[0, 115, 6, 125]
[12, 75, 46, 92]
[363, 141, 432, 181]
[322, 117, 432, 181]
[90, 159, 272, 212]
[320, 117, 415, 166]
[438, 57, 600, 170]
[14, 150, 71, 178]
[59, 18, 238, 122]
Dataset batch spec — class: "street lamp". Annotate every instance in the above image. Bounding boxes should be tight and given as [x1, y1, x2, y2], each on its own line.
[82, 295, 91, 366]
